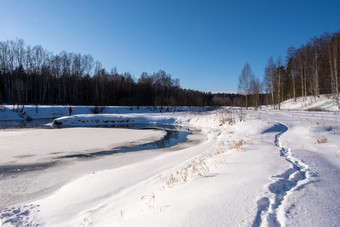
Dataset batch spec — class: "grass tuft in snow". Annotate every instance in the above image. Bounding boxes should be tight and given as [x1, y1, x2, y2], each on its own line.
[120, 210, 125, 220]
[237, 107, 246, 122]
[79, 211, 94, 226]
[229, 139, 247, 151]
[218, 109, 235, 126]
[316, 137, 328, 144]
[307, 107, 327, 112]
[164, 157, 210, 188]
[141, 192, 156, 208]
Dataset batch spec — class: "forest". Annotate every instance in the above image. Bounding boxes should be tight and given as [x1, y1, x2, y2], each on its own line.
[238, 31, 340, 109]
[0, 39, 219, 106]
[1, 31, 339, 108]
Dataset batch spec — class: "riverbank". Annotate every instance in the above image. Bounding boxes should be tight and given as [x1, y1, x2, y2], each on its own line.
[0, 105, 210, 121]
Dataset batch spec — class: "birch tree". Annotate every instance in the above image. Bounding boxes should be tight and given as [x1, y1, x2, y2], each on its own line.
[312, 39, 320, 98]
[250, 76, 261, 109]
[328, 33, 340, 108]
[238, 62, 254, 109]
[276, 57, 283, 109]
[264, 57, 276, 108]
[286, 46, 296, 102]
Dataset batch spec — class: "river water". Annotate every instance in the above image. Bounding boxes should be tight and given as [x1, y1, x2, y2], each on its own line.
[0, 118, 53, 129]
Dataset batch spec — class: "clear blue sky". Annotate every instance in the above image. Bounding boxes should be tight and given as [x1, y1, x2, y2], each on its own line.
[1, 0, 339, 93]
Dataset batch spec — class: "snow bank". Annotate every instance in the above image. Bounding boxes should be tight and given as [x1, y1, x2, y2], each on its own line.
[0, 105, 211, 121]
[52, 113, 178, 127]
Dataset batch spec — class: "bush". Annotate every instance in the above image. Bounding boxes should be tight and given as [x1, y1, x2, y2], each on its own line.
[91, 106, 105, 114]
[307, 107, 327, 112]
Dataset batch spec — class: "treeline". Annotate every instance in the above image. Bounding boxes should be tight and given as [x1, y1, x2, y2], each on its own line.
[0, 39, 216, 106]
[264, 31, 340, 109]
[211, 92, 262, 107]
[238, 31, 340, 109]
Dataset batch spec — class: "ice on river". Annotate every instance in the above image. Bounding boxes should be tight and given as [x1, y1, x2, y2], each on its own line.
[0, 128, 166, 165]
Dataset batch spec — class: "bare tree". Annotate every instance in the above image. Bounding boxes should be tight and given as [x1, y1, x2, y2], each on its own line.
[276, 57, 283, 109]
[294, 47, 308, 100]
[328, 33, 340, 109]
[250, 76, 261, 109]
[238, 62, 254, 109]
[286, 46, 297, 102]
[264, 57, 276, 108]
[312, 39, 320, 98]
[82, 54, 94, 76]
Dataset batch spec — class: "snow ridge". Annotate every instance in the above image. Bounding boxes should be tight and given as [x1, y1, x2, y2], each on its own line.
[253, 123, 311, 227]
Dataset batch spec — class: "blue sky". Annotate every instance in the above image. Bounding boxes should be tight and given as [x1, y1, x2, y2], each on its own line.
[1, 0, 339, 93]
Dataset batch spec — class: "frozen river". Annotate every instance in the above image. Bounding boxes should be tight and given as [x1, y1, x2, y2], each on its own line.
[0, 120, 203, 212]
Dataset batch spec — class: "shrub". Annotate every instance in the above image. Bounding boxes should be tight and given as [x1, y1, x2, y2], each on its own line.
[91, 106, 105, 114]
[307, 107, 327, 112]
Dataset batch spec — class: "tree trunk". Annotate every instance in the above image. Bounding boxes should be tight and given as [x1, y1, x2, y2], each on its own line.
[292, 69, 296, 102]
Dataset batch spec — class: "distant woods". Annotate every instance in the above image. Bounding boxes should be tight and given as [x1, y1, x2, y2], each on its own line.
[0, 39, 220, 106]
[239, 31, 340, 109]
[2, 31, 339, 108]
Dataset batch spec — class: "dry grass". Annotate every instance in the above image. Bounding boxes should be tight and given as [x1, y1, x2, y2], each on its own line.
[307, 107, 327, 112]
[229, 139, 247, 151]
[141, 192, 156, 208]
[79, 211, 94, 226]
[120, 210, 125, 220]
[218, 110, 235, 126]
[237, 107, 246, 122]
[164, 157, 210, 188]
[316, 137, 328, 144]
[161, 142, 231, 190]
[140, 135, 237, 211]
[315, 121, 326, 126]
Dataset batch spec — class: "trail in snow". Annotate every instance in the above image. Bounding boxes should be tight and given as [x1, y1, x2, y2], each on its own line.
[0, 204, 39, 227]
[252, 123, 311, 227]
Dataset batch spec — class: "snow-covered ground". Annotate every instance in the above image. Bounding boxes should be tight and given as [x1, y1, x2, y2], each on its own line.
[0, 95, 339, 226]
[279, 94, 339, 111]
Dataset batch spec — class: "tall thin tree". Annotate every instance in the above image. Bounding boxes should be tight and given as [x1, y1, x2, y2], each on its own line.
[238, 62, 254, 109]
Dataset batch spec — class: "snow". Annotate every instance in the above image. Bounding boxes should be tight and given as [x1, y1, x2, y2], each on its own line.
[0, 128, 166, 164]
[279, 94, 340, 111]
[51, 113, 177, 127]
[1, 96, 340, 226]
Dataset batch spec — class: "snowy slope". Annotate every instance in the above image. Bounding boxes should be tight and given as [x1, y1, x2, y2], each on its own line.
[279, 94, 340, 111]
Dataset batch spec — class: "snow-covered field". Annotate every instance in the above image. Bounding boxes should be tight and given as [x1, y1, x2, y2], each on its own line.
[0, 96, 339, 226]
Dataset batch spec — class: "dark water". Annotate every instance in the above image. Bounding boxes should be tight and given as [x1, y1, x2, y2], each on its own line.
[62, 129, 191, 158]
[0, 162, 58, 175]
[0, 118, 53, 129]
